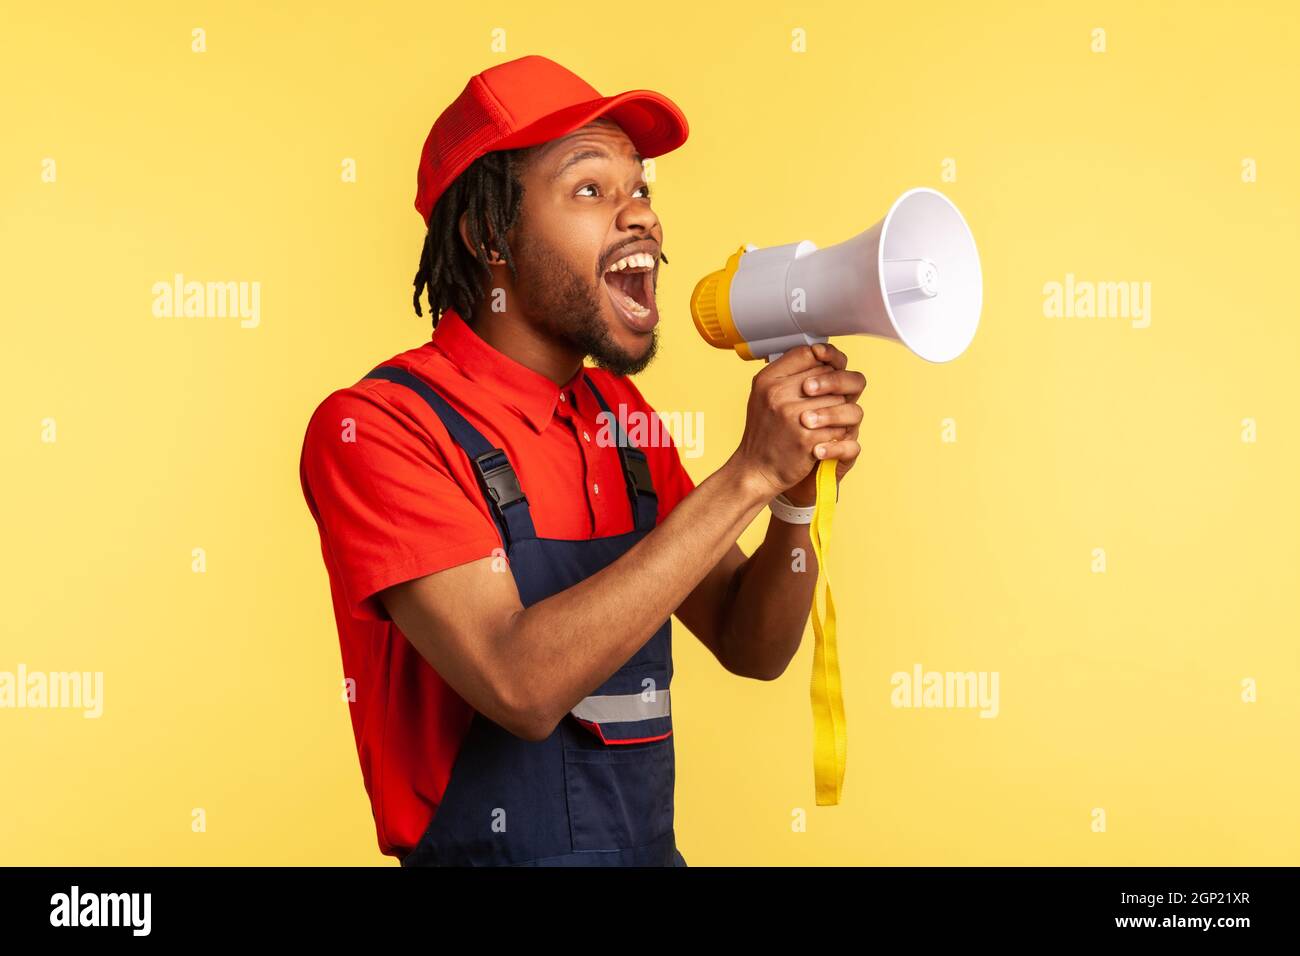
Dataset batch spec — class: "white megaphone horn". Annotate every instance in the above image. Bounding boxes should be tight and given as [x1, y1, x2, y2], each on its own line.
[690, 187, 982, 363]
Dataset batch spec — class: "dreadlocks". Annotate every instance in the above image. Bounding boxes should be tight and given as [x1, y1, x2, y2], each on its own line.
[412, 148, 531, 327]
[411, 146, 670, 327]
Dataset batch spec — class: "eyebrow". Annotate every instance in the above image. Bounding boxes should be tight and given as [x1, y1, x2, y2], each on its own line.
[549, 147, 646, 182]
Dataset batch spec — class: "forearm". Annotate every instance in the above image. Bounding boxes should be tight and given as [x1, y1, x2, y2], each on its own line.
[381, 344, 863, 742]
[501, 453, 772, 729]
[716, 510, 819, 680]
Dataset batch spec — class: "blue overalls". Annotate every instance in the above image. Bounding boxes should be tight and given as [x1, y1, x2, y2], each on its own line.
[364, 365, 687, 867]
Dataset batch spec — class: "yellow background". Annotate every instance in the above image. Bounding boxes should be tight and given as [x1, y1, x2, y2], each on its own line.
[3, 0, 1297, 865]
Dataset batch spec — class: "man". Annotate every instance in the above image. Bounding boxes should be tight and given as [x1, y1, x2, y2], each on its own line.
[298, 54, 865, 866]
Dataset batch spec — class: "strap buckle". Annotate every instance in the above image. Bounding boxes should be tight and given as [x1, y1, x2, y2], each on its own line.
[473, 449, 527, 510]
[622, 450, 657, 501]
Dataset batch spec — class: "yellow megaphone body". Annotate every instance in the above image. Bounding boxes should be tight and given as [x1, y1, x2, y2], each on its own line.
[690, 187, 982, 806]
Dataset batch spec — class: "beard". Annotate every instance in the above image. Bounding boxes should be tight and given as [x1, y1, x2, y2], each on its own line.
[512, 228, 659, 377]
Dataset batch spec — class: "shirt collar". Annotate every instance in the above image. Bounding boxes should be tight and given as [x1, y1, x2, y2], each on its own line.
[431, 309, 587, 433]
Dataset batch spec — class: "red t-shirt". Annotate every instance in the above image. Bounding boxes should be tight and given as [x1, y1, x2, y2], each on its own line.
[298, 309, 697, 859]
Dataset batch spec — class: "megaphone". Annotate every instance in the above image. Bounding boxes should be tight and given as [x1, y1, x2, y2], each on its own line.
[690, 187, 982, 807]
[690, 187, 982, 363]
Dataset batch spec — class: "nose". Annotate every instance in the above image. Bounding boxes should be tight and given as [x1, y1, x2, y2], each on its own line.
[615, 189, 660, 236]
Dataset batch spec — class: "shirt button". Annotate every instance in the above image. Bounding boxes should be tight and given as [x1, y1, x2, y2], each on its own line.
[559, 393, 566, 403]
[593, 482, 600, 495]
[582, 430, 590, 442]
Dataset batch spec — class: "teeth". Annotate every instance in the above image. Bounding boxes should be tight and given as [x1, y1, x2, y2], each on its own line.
[606, 251, 655, 273]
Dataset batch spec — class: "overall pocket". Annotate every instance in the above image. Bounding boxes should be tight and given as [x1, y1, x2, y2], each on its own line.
[563, 734, 676, 852]
[569, 658, 673, 744]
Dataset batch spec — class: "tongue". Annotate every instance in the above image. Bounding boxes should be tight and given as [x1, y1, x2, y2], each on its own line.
[606, 272, 658, 330]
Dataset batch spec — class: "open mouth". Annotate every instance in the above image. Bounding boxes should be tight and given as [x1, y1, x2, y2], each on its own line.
[601, 251, 659, 332]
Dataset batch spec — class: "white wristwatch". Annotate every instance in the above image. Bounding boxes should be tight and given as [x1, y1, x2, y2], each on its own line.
[769, 493, 815, 525]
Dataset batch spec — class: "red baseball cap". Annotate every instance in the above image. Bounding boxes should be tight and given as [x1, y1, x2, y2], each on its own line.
[414, 54, 689, 226]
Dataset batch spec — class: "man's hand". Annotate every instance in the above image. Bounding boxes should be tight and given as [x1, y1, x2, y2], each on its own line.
[729, 344, 862, 503]
[763, 342, 865, 507]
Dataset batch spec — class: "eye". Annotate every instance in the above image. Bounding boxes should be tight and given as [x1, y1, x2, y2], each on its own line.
[575, 182, 653, 200]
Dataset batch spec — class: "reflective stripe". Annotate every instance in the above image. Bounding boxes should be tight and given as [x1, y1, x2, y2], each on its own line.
[571, 689, 671, 724]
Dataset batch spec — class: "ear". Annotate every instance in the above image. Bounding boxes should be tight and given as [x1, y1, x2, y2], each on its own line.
[457, 211, 504, 264]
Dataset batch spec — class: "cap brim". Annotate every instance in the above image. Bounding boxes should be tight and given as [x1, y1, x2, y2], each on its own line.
[494, 89, 689, 158]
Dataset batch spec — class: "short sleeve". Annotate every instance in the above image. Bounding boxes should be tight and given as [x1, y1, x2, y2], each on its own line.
[609, 375, 698, 524]
[299, 385, 501, 622]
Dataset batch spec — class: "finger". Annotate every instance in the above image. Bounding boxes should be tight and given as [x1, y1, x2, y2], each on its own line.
[789, 393, 848, 419]
[760, 344, 826, 379]
[810, 342, 848, 371]
[802, 368, 867, 399]
[813, 437, 862, 461]
[804, 424, 852, 449]
[778, 367, 840, 403]
[800, 401, 863, 430]
[837, 412, 863, 444]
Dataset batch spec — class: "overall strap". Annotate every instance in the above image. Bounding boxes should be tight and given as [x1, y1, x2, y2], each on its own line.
[582, 374, 659, 533]
[364, 365, 537, 548]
